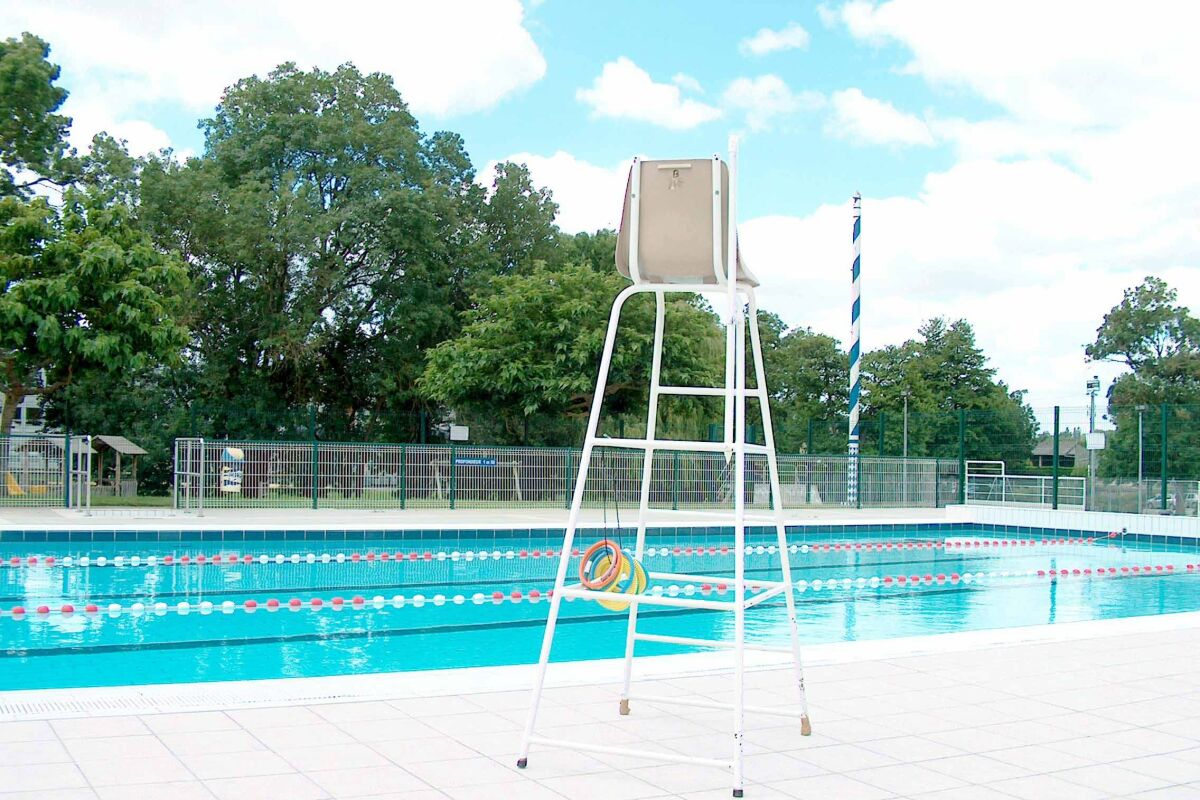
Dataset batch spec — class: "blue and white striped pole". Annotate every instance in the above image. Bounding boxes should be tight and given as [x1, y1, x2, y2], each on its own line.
[848, 192, 861, 506]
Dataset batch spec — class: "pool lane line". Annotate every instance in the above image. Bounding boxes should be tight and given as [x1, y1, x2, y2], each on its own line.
[0, 537, 1123, 569]
[0, 552, 1031, 604]
[3, 563, 1195, 619]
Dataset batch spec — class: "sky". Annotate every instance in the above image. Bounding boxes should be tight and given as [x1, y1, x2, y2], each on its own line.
[4, 0, 1199, 424]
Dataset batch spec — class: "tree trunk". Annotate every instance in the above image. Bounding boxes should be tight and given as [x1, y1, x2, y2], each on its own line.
[1, 388, 24, 436]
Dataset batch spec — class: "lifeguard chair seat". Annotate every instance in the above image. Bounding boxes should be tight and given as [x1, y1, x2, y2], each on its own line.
[615, 158, 759, 287]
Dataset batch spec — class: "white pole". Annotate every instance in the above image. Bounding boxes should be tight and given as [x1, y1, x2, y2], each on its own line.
[620, 290, 665, 713]
[747, 291, 812, 737]
[519, 285, 640, 769]
[732, 286, 747, 798]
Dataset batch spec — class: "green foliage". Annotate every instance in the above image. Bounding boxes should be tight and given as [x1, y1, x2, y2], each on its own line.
[758, 314, 847, 452]
[858, 318, 1037, 467]
[0, 33, 74, 196]
[1087, 276, 1200, 371]
[0, 181, 190, 432]
[138, 62, 493, 439]
[1092, 277, 1200, 479]
[420, 263, 722, 443]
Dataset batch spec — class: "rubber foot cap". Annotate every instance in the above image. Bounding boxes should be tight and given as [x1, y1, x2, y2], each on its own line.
[619, 698, 630, 716]
[801, 715, 812, 736]
[516, 758, 528, 769]
[733, 790, 744, 798]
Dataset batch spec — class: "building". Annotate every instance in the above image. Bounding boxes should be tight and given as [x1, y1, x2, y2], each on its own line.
[1031, 436, 1085, 469]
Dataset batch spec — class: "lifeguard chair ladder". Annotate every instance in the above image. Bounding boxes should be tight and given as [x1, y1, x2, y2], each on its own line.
[517, 137, 813, 798]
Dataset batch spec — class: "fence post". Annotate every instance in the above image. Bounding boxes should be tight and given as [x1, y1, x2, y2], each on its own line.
[310, 440, 319, 510]
[63, 428, 72, 509]
[878, 411, 885, 456]
[957, 409, 966, 505]
[399, 444, 407, 510]
[1052, 406, 1060, 510]
[1160, 403, 1168, 512]
[934, 459, 941, 507]
[856, 455, 863, 509]
[806, 419, 814, 455]
[197, 438, 205, 517]
[672, 450, 680, 511]
[564, 449, 572, 509]
[449, 444, 457, 510]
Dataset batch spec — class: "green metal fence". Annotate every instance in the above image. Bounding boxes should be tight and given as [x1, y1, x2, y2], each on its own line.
[172, 437, 956, 513]
[0, 433, 92, 509]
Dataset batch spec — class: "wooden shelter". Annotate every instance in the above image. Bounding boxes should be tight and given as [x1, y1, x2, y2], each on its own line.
[93, 435, 147, 497]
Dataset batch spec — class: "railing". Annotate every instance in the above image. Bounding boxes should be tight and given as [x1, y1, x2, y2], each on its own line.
[171, 438, 956, 513]
[0, 433, 91, 511]
[965, 472, 1087, 509]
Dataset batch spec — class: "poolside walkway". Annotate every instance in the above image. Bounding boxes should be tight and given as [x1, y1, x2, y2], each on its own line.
[3, 617, 1200, 799]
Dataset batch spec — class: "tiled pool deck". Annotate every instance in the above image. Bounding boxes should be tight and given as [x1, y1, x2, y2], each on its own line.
[2, 613, 1200, 799]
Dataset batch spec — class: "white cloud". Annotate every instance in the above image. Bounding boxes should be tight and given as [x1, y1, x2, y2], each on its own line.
[483, 151, 631, 234]
[576, 57, 722, 130]
[739, 153, 1200, 411]
[723, 75, 825, 131]
[1, 0, 546, 151]
[672, 73, 704, 94]
[739, 22, 811, 56]
[827, 88, 934, 146]
[837, 0, 1200, 128]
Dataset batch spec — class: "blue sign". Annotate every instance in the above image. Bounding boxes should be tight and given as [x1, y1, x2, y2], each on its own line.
[454, 457, 498, 467]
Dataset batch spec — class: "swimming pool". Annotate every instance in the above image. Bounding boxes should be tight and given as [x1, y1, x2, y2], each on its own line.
[1, 523, 1197, 690]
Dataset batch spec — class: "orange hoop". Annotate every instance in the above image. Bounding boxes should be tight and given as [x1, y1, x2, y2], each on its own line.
[579, 540, 623, 589]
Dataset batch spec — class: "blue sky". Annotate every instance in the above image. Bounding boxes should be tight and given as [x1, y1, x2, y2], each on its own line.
[3, 0, 1198, 423]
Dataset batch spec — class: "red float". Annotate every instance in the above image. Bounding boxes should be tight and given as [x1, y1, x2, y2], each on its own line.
[288, 598, 301, 608]
[36, 605, 49, 614]
[492, 591, 504, 602]
[511, 590, 523, 601]
[85, 604, 98, 613]
[267, 599, 280, 608]
[311, 598, 323, 607]
[244, 599, 257, 609]
[352, 596, 365, 605]
[61, 604, 74, 613]
[11, 606, 24, 615]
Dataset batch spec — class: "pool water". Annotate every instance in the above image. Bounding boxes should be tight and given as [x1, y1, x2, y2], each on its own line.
[1, 525, 1197, 690]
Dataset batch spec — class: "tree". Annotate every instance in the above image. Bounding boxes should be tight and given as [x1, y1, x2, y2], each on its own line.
[757, 314, 848, 452]
[1087, 276, 1200, 371]
[1090, 277, 1200, 479]
[858, 318, 1036, 466]
[0, 181, 190, 433]
[420, 263, 723, 444]
[0, 33, 74, 197]
[138, 62, 490, 440]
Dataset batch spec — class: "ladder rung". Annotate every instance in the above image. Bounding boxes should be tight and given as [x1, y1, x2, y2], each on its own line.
[627, 694, 808, 718]
[657, 386, 767, 398]
[632, 632, 792, 653]
[527, 736, 731, 769]
[558, 586, 731, 610]
[594, 438, 770, 454]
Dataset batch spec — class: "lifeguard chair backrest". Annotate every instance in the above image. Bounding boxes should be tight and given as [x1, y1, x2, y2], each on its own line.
[615, 157, 757, 286]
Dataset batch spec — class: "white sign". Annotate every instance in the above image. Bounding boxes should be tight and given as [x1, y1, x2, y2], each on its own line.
[220, 447, 244, 492]
[1086, 432, 1106, 451]
[449, 425, 470, 442]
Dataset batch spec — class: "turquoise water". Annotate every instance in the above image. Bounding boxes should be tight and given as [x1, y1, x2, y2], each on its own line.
[1, 525, 1197, 690]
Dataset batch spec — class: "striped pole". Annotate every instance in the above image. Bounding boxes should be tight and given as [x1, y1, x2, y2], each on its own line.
[848, 193, 862, 506]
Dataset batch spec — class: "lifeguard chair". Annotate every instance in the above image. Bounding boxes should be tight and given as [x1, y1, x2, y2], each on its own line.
[517, 138, 813, 797]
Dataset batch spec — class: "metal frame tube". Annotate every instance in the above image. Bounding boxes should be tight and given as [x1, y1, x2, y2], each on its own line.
[621, 290, 666, 710]
[748, 290, 813, 735]
[519, 283, 639, 764]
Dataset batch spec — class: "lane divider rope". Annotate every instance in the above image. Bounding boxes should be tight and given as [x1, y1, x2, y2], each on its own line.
[3, 561, 1192, 619]
[0, 536, 1123, 569]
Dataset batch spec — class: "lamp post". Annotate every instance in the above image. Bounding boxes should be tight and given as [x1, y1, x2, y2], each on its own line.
[1136, 404, 1147, 511]
[1087, 376, 1100, 511]
[901, 389, 912, 505]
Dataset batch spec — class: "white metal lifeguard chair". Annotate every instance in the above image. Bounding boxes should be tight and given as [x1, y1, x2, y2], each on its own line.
[517, 138, 813, 798]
